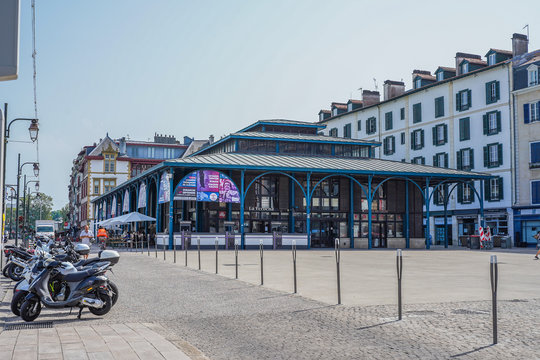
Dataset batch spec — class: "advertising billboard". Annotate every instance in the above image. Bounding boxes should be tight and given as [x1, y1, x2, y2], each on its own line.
[174, 170, 240, 203]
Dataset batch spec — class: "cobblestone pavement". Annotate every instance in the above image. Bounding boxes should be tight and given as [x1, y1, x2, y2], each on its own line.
[3, 251, 540, 359]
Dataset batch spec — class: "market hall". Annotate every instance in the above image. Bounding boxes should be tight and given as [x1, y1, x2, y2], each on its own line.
[91, 120, 491, 250]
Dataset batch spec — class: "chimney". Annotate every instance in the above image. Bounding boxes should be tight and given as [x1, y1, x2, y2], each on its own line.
[455, 52, 481, 75]
[383, 80, 405, 101]
[512, 33, 528, 57]
[209, 134, 214, 144]
[362, 90, 380, 106]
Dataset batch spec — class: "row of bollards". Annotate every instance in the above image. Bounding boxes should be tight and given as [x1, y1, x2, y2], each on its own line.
[140, 236, 499, 346]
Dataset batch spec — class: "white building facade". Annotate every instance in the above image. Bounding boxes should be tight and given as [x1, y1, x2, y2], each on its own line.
[318, 35, 531, 246]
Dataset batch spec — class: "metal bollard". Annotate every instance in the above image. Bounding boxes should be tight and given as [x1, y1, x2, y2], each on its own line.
[155, 236, 158, 258]
[163, 237, 166, 261]
[197, 236, 201, 270]
[147, 234, 150, 256]
[215, 237, 219, 274]
[185, 237, 188, 267]
[396, 249, 403, 320]
[135, 236, 138, 253]
[235, 240, 239, 279]
[490, 255, 498, 344]
[292, 240, 297, 294]
[174, 236, 177, 264]
[335, 238, 341, 305]
[259, 240, 264, 285]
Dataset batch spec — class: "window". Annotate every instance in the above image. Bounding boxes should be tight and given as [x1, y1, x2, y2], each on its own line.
[103, 153, 116, 173]
[483, 111, 501, 135]
[329, 128, 338, 137]
[532, 181, 540, 204]
[383, 136, 395, 155]
[412, 156, 425, 165]
[461, 62, 469, 74]
[366, 117, 376, 135]
[457, 148, 474, 170]
[357, 120, 361, 131]
[437, 71, 444, 81]
[415, 78, 422, 89]
[93, 179, 100, 195]
[485, 80, 500, 104]
[528, 65, 538, 86]
[433, 152, 448, 168]
[484, 143, 503, 168]
[385, 112, 393, 130]
[411, 129, 424, 150]
[343, 123, 352, 138]
[103, 179, 116, 193]
[488, 53, 496, 66]
[400, 132, 405, 145]
[255, 177, 279, 210]
[310, 178, 339, 211]
[400, 108, 405, 120]
[434, 184, 447, 205]
[524, 102, 540, 123]
[435, 96, 444, 118]
[458, 183, 474, 204]
[531, 142, 540, 167]
[456, 89, 472, 111]
[412, 103, 422, 123]
[147, 147, 155, 158]
[164, 148, 175, 158]
[432, 124, 447, 146]
[485, 177, 503, 202]
[459, 117, 470, 141]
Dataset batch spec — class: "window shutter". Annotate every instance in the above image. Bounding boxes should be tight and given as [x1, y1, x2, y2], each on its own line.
[433, 155, 438, 167]
[484, 179, 491, 202]
[459, 119, 464, 141]
[383, 138, 387, 154]
[421, 157, 425, 165]
[498, 177, 504, 200]
[485, 82, 490, 104]
[495, 81, 500, 100]
[457, 184, 463, 203]
[467, 89, 472, 108]
[496, 111, 501, 133]
[524, 104, 530, 124]
[391, 136, 395, 153]
[498, 143, 503, 166]
[456, 93, 461, 111]
[410, 133, 414, 149]
[444, 153, 448, 168]
[421, 129, 425, 148]
[483, 146, 489, 167]
[456, 151, 462, 170]
[470, 149, 474, 169]
[443, 124, 448, 143]
[483, 114, 488, 135]
[432, 126, 437, 145]
[465, 118, 470, 140]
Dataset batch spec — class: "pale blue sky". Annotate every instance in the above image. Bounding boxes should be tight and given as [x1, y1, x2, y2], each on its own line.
[1, 0, 538, 208]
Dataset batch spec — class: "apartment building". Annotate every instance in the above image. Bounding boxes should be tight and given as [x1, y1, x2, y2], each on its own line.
[318, 34, 532, 246]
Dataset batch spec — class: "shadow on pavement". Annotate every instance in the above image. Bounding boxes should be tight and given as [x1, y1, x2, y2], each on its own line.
[450, 344, 495, 357]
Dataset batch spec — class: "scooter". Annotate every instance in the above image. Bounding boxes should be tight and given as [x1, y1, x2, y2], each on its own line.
[20, 258, 114, 322]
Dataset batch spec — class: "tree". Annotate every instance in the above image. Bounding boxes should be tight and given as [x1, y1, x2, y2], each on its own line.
[51, 203, 69, 223]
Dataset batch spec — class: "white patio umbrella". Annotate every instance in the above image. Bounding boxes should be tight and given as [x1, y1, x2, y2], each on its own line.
[101, 212, 156, 225]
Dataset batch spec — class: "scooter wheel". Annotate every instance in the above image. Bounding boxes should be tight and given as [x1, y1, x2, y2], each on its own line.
[108, 281, 119, 306]
[20, 298, 42, 322]
[7, 263, 24, 282]
[11, 290, 28, 316]
[2, 264, 10, 278]
[88, 291, 112, 316]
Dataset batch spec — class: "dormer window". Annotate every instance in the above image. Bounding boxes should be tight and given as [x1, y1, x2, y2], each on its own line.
[461, 62, 469, 74]
[437, 72, 444, 81]
[332, 108, 338, 116]
[415, 78, 422, 89]
[488, 53, 496, 66]
[528, 65, 538, 87]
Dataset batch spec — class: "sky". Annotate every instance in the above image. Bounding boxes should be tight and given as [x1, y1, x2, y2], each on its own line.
[1, 0, 539, 209]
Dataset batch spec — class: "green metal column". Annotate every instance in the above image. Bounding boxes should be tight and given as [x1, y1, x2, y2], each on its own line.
[368, 176, 373, 249]
[349, 178, 354, 249]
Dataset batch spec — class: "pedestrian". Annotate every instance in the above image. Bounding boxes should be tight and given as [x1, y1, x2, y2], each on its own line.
[534, 231, 540, 260]
[97, 226, 109, 250]
[79, 225, 94, 259]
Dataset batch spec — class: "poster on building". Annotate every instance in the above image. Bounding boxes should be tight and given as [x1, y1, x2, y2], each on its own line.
[174, 170, 240, 203]
[158, 173, 171, 204]
[111, 197, 117, 217]
[122, 190, 129, 213]
[138, 183, 146, 208]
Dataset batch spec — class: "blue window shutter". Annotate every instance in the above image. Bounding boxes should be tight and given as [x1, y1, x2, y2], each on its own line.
[484, 179, 491, 202]
[457, 184, 463, 203]
[524, 104, 530, 123]
[433, 155, 437, 167]
[443, 124, 448, 143]
[456, 93, 461, 111]
[444, 153, 448, 168]
[467, 89, 472, 108]
[391, 136, 395, 154]
[483, 146, 489, 167]
[532, 181, 540, 204]
[432, 126, 437, 146]
[498, 177, 504, 200]
[410, 132, 414, 150]
[495, 81, 500, 101]
[421, 129, 425, 148]
[485, 82, 491, 104]
[497, 111, 501, 133]
[483, 114, 488, 135]
[498, 144, 503, 166]
[470, 149, 474, 170]
[456, 151, 462, 170]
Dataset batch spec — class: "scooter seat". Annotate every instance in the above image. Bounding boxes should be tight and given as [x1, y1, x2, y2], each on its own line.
[73, 257, 101, 268]
[54, 254, 69, 261]
[62, 268, 99, 282]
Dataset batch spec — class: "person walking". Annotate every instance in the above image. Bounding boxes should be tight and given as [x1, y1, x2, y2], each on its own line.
[97, 226, 109, 250]
[534, 231, 540, 260]
[79, 225, 94, 259]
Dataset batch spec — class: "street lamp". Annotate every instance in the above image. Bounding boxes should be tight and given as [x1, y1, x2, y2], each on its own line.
[23, 179, 39, 233]
[14, 154, 40, 246]
[33, 163, 39, 177]
[28, 120, 39, 142]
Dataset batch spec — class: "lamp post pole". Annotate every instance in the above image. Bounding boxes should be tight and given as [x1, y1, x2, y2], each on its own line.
[14, 156, 39, 246]
[23, 179, 38, 233]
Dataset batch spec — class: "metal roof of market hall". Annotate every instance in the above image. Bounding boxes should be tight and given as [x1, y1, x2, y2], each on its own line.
[91, 152, 491, 203]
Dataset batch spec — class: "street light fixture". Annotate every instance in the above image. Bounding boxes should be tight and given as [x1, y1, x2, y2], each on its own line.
[28, 119, 39, 142]
[14, 155, 41, 246]
[33, 163, 39, 177]
[35, 182, 39, 192]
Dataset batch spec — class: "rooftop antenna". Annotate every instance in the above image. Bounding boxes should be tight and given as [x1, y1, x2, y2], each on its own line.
[373, 78, 378, 91]
[358, 87, 363, 100]
[523, 24, 529, 40]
